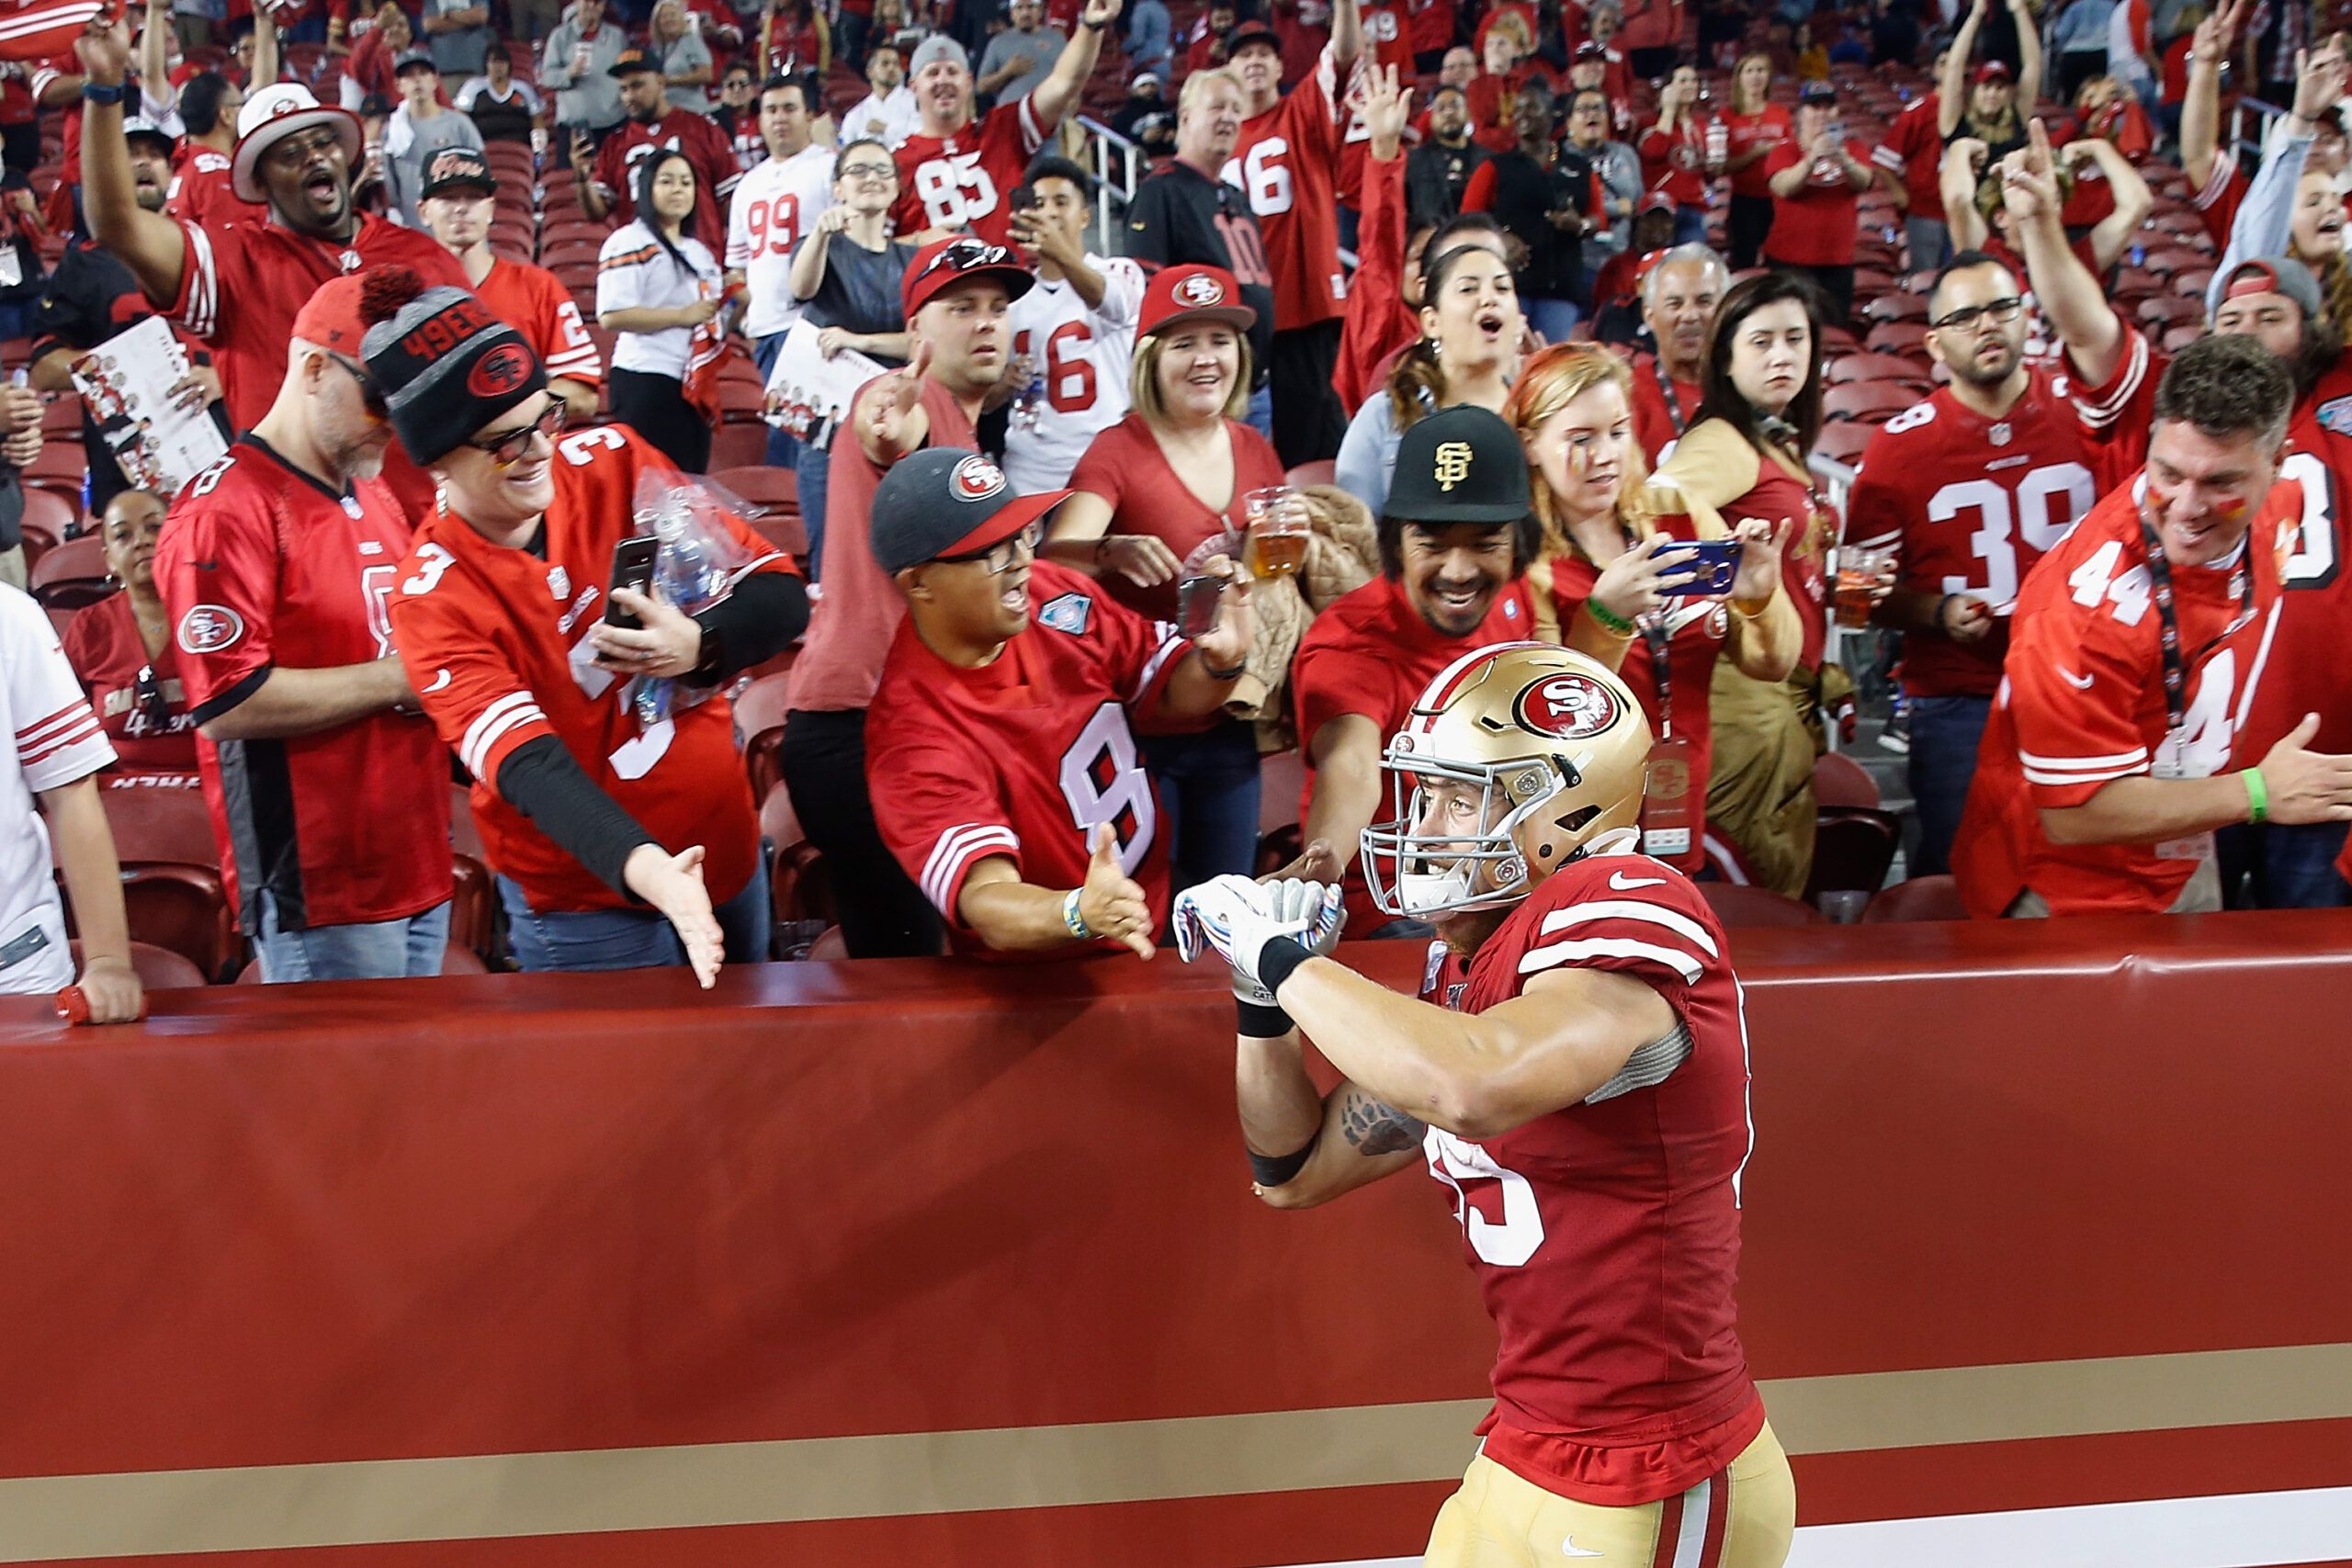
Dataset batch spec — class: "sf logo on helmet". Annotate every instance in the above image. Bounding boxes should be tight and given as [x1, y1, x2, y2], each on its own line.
[1513, 671, 1620, 739]
[952, 455, 1006, 501]
[1175, 272, 1225, 306]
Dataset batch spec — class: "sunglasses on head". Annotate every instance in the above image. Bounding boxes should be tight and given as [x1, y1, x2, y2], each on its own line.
[919, 238, 1016, 279]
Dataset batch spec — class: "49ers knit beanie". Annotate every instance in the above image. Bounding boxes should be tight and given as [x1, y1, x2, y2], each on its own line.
[356, 265, 548, 465]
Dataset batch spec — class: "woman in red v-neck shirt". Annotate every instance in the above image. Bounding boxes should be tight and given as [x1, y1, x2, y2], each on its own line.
[1053, 264, 1282, 892]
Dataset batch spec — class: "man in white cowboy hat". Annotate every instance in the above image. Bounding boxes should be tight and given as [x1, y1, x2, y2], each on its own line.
[74, 17, 468, 521]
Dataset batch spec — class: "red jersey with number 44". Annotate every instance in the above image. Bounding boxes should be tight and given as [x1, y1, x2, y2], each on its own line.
[153, 437, 453, 931]
[1843, 371, 2098, 698]
[1953, 479, 2295, 919]
[1221, 49, 1351, 331]
[865, 560, 1190, 956]
[891, 96, 1048, 243]
[1416, 851, 1763, 1506]
[389, 424, 794, 915]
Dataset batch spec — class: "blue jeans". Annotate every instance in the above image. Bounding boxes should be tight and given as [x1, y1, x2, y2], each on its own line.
[795, 435, 832, 581]
[1906, 693, 1990, 879]
[1141, 721, 1262, 893]
[497, 859, 772, 973]
[750, 331, 803, 470]
[1524, 297, 1582, 342]
[254, 895, 450, 983]
[2216, 820, 2352, 908]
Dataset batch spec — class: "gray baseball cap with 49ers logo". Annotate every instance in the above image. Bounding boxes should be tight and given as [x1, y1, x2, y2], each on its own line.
[871, 448, 1075, 574]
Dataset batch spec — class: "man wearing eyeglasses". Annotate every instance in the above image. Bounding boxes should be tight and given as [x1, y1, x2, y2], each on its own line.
[864, 447, 1255, 958]
[152, 271, 455, 983]
[1841, 250, 2097, 877]
[368, 271, 810, 985]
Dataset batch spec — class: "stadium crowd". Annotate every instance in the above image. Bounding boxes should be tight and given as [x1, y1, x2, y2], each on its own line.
[6, 0, 2352, 1019]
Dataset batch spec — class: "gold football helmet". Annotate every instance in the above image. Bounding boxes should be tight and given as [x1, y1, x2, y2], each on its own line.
[1361, 643, 1654, 918]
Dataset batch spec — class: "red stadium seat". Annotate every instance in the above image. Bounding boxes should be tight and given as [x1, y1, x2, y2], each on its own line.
[67, 938, 209, 989]
[1822, 381, 1919, 424]
[2160, 323, 2202, 354]
[708, 422, 772, 469]
[28, 535, 110, 610]
[18, 487, 74, 556]
[760, 784, 833, 933]
[2138, 294, 2204, 330]
[1860, 292, 1928, 323]
[1825, 351, 1929, 386]
[1862, 874, 1967, 921]
[1806, 807, 1904, 898]
[1862, 321, 1929, 356]
[22, 441, 88, 498]
[1812, 750, 1881, 808]
[1286, 459, 1336, 487]
[1698, 883, 1823, 926]
[1811, 421, 1877, 465]
[734, 671, 794, 803]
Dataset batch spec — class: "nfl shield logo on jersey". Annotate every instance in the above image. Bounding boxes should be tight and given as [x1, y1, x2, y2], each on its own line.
[1038, 592, 1092, 636]
[2318, 397, 2352, 437]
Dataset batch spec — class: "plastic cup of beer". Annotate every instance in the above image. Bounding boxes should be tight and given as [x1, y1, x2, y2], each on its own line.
[1835, 543, 1893, 628]
[1244, 486, 1308, 580]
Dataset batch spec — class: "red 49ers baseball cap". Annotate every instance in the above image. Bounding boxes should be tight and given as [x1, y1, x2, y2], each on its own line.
[870, 448, 1073, 574]
[1138, 265, 1258, 339]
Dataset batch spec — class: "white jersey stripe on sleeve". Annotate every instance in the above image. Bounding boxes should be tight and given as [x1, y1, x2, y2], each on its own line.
[2022, 761, 2147, 786]
[2018, 745, 2150, 770]
[1535, 898, 1722, 957]
[182, 222, 218, 339]
[920, 823, 1022, 914]
[1519, 936, 1705, 986]
[459, 692, 545, 778]
[1129, 628, 1183, 706]
[2075, 332, 2149, 429]
[18, 706, 102, 768]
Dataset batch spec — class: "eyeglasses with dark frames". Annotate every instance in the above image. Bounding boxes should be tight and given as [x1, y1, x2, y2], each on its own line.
[463, 400, 567, 467]
[1928, 296, 2025, 333]
[943, 521, 1042, 575]
[327, 354, 388, 419]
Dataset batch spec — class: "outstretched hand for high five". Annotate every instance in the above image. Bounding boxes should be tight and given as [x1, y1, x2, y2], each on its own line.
[1078, 822, 1157, 958]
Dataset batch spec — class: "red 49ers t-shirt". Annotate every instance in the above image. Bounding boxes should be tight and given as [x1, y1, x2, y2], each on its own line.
[473, 254, 605, 390]
[153, 436, 453, 931]
[1758, 138, 1869, 266]
[165, 147, 267, 230]
[865, 559, 1190, 954]
[891, 96, 1048, 243]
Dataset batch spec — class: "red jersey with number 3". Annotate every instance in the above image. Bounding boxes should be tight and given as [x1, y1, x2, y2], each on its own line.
[1221, 50, 1351, 331]
[153, 437, 452, 931]
[891, 96, 1048, 243]
[2235, 365, 2352, 757]
[1416, 851, 1764, 1506]
[865, 560, 1189, 955]
[1844, 371, 2098, 698]
[388, 424, 795, 914]
[1953, 479, 2295, 918]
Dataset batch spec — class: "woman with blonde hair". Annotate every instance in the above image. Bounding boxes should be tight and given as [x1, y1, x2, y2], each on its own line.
[1718, 49, 1791, 271]
[1335, 242, 1524, 519]
[650, 0, 716, 110]
[1507, 343, 1800, 874]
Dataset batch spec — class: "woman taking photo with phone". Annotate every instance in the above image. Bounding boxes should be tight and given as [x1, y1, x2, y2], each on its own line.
[1051, 265, 1283, 889]
[1508, 343, 1799, 874]
[1651, 272, 1835, 895]
[598, 150, 726, 472]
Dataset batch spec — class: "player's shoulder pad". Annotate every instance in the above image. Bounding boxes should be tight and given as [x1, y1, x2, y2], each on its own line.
[1539, 851, 1711, 920]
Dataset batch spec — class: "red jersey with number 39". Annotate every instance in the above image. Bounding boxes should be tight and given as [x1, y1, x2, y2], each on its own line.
[1844, 371, 2098, 697]
[891, 96, 1048, 243]
[387, 424, 795, 914]
[1415, 850, 1763, 1506]
[865, 560, 1189, 956]
[1221, 50, 1351, 331]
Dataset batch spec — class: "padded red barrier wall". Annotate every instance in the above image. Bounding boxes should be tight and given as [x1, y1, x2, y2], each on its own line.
[0, 912, 2346, 1565]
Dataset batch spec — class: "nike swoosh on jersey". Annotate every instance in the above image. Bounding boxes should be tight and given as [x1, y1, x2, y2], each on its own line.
[424, 669, 452, 694]
[1562, 1539, 1604, 1559]
[1608, 871, 1668, 890]
[2059, 668, 2096, 689]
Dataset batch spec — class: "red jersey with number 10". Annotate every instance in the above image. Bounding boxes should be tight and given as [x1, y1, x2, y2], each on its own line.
[891, 95, 1049, 243]
[1417, 850, 1764, 1506]
[1843, 370, 2098, 698]
[865, 560, 1189, 956]
[1221, 48, 1351, 331]
[388, 424, 795, 914]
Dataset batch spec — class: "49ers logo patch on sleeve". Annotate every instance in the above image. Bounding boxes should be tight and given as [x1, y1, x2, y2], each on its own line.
[1513, 671, 1621, 739]
[177, 604, 245, 654]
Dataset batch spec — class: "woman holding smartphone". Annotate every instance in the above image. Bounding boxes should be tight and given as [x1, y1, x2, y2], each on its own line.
[1508, 343, 1799, 874]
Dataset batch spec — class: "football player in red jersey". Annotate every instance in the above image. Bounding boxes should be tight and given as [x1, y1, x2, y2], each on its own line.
[76, 27, 469, 525]
[889, 7, 1118, 246]
[153, 273, 454, 982]
[865, 447, 1257, 958]
[1223, 0, 1361, 467]
[1844, 252, 2097, 877]
[1177, 642, 1794, 1567]
[364, 272, 808, 986]
[1952, 335, 2352, 919]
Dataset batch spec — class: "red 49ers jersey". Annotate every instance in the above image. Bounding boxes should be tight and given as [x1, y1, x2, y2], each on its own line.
[890, 96, 1048, 243]
[153, 437, 453, 931]
[1844, 371, 2098, 698]
[1221, 50, 1351, 331]
[592, 111, 741, 238]
[1416, 851, 1764, 1507]
[165, 147, 266, 230]
[2239, 364, 2352, 757]
[865, 560, 1190, 956]
[473, 254, 605, 390]
[1953, 479, 2296, 919]
[387, 423, 797, 914]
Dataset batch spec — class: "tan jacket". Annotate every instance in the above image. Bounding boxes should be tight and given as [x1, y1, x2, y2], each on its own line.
[1222, 485, 1382, 752]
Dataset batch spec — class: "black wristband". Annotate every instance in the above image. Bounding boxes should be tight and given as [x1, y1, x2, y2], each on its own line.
[81, 81, 126, 105]
[1236, 998, 1293, 1038]
[1248, 1134, 1317, 1188]
[1257, 935, 1313, 996]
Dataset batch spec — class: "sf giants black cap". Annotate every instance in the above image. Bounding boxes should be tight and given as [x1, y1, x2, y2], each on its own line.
[872, 448, 1073, 574]
[1383, 404, 1531, 524]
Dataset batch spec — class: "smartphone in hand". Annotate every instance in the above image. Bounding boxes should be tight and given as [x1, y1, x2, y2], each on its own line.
[604, 536, 662, 629]
[1656, 538, 1744, 596]
[1177, 574, 1225, 637]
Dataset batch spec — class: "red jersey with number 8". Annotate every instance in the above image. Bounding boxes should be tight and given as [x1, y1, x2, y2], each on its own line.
[1843, 370, 2098, 698]
[865, 560, 1190, 956]
[1415, 851, 1764, 1506]
[387, 423, 796, 914]
[891, 96, 1048, 243]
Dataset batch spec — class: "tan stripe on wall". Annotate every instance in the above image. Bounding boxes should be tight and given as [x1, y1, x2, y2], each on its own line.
[0, 1343, 2346, 1562]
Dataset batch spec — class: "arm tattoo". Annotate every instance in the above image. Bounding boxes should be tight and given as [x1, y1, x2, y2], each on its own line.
[1339, 1090, 1425, 1156]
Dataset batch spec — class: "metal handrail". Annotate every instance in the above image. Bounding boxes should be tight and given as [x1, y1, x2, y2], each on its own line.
[1075, 116, 1143, 254]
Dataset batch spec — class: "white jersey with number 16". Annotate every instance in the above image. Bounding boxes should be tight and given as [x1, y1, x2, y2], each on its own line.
[1002, 255, 1147, 494]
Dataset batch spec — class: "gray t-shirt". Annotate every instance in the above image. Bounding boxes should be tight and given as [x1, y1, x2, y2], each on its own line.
[978, 26, 1065, 107]
[539, 19, 627, 130]
[426, 0, 492, 78]
[385, 106, 485, 229]
[792, 233, 919, 360]
[657, 31, 714, 112]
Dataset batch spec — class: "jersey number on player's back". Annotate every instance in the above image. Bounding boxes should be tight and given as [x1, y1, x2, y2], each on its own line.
[1220, 137, 1295, 217]
[1426, 1129, 1543, 1267]
[1058, 701, 1155, 874]
[1924, 461, 2095, 608]
[1015, 321, 1100, 414]
[915, 152, 1000, 230]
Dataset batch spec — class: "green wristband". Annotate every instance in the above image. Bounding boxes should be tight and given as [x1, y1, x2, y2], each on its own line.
[2242, 766, 2268, 826]
[1586, 598, 1637, 637]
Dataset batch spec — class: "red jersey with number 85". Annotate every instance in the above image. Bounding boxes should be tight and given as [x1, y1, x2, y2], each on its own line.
[1843, 370, 2098, 698]
[1414, 851, 1763, 1506]
[388, 423, 796, 914]
[865, 560, 1190, 956]
[891, 96, 1048, 243]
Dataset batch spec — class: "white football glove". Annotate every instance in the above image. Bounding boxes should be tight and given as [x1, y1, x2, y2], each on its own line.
[1171, 874, 1346, 1003]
